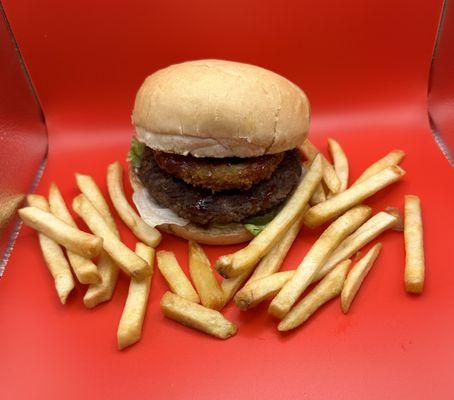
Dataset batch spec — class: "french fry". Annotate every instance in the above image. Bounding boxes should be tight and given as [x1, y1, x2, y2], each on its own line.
[352, 150, 405, 186]
[235, 271, 295, 310]
[188, 241, 224, 309]
[385, 207, 404, 231]
[18, 206, 102, 259]
[107, 161, 161, 247]
[47, 184, 74, 226]
[298, 139, 341, 193]
[310, 179, 327, 205]
[157, 250, 200, 303]
[304, 165, 405, 228]
[303, 161, 326, 205]
[221, 273, 252, 308]
[75, 173, 119, 236]
[77, 178, 121, 308]
[328, 138, 349, 192]
[278, 259, 350, 331]
[73, 194, 150, 278]
[220, 214, 304, 307]
[26, 194, 48, 211]
[310, 183, 327, 205]
[117, 243, 154, 350]
[38, 235, 75, 304]
[160, 291, 237, 339]
[404, 195, 425, 294]
[48, 183, 100, 284]
[26, 195, 75, 304]
[220, 212, 303, 307]
[314, 211, 396, 281]
[341, 243, 382, 313]
[269, 205, 371, 319]
[216, 154, 323, 278]
[83, 250, 119, 308]
[246, 214, 305, 284]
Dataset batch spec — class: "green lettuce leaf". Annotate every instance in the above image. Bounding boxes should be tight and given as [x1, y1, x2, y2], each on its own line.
[127, 137, 145, 169]
[243, 205, 282, 236]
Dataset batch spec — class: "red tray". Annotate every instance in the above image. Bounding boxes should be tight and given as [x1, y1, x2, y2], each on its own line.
[2, 126, 453, 399]
[1, 0, 454, 398]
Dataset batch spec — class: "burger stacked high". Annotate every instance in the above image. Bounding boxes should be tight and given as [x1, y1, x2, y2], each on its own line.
[129, 60, 310, 245]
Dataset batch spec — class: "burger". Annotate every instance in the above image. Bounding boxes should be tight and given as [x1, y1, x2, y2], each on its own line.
[128, 60, 310, 245]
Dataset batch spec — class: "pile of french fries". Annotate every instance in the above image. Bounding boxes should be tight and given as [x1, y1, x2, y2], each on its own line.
[18, 138, 425, 345]
[214, 139, 424, 333]
[19, 163, 162, 350]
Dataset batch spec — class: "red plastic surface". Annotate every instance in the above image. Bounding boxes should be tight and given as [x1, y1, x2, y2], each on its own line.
[1, 1, 454, 399]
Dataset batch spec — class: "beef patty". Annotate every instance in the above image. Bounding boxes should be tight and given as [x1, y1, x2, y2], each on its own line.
[137, 148, 303, 226]
[154, 150, 284, 192]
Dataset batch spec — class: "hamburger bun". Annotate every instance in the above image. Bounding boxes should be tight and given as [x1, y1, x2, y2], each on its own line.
[159, 222, 253, 245]
[132, 59, 310, 158]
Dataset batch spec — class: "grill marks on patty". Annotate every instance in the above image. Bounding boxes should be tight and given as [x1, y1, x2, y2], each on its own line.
[137, 148, 303, 226]
[154, 150, 285, 192]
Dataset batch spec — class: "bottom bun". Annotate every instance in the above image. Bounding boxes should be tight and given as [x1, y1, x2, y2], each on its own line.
[159, 222, 253, 245]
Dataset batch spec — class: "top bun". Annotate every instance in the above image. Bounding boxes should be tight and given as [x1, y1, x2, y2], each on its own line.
[132, 59, 310, 158]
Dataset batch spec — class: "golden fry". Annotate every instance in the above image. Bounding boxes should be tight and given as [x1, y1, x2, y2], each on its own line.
[246, 214, 304, 284]
[19, 206, 102, 258]
[26, 194, 49, 211]
[385, 207, 404, 231]
[328, 138, 349, 192]
[221, 212, 305, 308]
[341, 243, 382, 313]
[26, 195, 75, 304]
[46, 183, 73, 225]
[298, 139, 341, 193]
[221, 272, 253, 308]
[39, 234, 75, 304]
[216, 155, 323, 278]
[311, 183, 327, 205]
[304, 165, 405, 228]
[161, 291, 237, 339]
[107, 161, 161, 247]
[73, 194, 150, 278]
[404, 195, 425, 294]
[269, 205, 371, 319]
[303, 161, 326, 205]
[353, 150, 405, 185]
[76, 178, 121, 307]
[278, 260, 350, 331]
[48, 183, 100, 284]
[189, 241, 224, 310]
[314, 211, 396, 281]
[84, 250, 119, 308]
[157, 250, 200, 303]
[75, 173, 119, 236]
[235, 271, 295, 310]
[117, 243, 154, 350]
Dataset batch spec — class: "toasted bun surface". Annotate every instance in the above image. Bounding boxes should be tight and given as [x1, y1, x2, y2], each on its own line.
[133, 59, 310, 158]
[159, 222, 253, 245]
